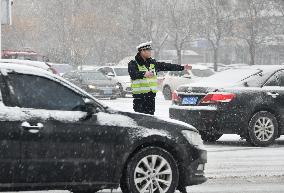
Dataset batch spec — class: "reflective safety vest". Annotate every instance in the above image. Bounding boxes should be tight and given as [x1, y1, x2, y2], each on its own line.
[131, 61, 158, 94]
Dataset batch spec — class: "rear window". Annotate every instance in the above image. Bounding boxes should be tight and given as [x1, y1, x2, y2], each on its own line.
[191, 69, 214, 77]
[197, 69, 261, 85]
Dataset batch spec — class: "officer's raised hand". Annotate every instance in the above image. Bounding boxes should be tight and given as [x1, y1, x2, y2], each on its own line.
[184, 64, 192, 71]
[144, 71, 154, 78]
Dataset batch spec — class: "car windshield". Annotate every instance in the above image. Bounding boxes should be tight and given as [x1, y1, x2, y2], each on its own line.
[191, 69, 214, 77]
[51, 64, 73, 74]
[82, 72, 108, 81]
[114, 68, 128, 76]
[197, 69, 262, 86]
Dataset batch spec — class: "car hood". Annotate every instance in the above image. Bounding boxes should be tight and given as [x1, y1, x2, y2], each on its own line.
[104, 109, 198, 133]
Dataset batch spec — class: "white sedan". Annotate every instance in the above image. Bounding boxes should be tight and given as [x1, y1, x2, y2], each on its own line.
[161, 65, 215, 100]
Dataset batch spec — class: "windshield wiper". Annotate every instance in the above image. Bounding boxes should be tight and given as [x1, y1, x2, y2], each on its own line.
[241, 69, 263, 82]
[242, 69, 263, 87]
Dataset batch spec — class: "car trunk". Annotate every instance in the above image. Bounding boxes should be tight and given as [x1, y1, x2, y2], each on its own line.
[174, 86, 219, 106]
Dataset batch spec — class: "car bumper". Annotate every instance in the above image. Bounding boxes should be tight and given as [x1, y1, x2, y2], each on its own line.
[169, 105, 248, 134]
[180, 145, 207, 186]
[87, 89, 120, 99]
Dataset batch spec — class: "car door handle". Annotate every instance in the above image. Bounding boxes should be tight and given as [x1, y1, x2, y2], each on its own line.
[21, 121, 44, 133]
[267, 92, 279, 98]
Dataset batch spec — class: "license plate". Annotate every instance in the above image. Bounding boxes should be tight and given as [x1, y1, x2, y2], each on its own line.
[103, 89, 112, 95]
[182, 96, 199, 105]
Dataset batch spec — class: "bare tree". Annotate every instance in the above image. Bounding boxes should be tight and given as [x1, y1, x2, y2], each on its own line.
[197, 0, 233, 71]
[164, 0, 197, 65]
[232, 0, 274, 65]
[139, 0, 169, 59]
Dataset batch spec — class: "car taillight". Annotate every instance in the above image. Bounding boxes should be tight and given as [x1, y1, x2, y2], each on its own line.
[172, 90, 181, 102]
[201, 92, 235, 104]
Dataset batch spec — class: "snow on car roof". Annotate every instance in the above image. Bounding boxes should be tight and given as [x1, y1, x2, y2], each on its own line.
[191, 64, 211, 70]
[0, 62, 51, 74]
[0, 102, 87, 122]
[247, 65, 284, 72]
[182, 65, 283, 88]
[0, 59, 50, 70]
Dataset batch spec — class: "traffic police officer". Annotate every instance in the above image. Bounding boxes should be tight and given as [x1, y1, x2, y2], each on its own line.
[128, 41, 192, 115]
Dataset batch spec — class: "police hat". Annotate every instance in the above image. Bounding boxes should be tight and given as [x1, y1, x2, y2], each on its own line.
[137, 41, 152, 51]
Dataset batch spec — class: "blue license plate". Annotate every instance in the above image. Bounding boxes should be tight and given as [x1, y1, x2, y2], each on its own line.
[103, 89, 112, 95]
[182, 96, 199, 105]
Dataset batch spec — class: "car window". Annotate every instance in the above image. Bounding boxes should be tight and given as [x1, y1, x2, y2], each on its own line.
[6, 73, 85, 111]
[63, 71, 81, 82]
[98, 67, 113, 75]
[114, 68, 128, 76]
[264, 71, 281, 87]
[276, 71, 284, 87]
[81, 72, 108, 82]
[0, 79, 2, 101]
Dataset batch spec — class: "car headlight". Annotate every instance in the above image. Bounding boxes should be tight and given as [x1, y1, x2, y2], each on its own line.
[182, 130, 205, 149]
[88, 85, 96, 89]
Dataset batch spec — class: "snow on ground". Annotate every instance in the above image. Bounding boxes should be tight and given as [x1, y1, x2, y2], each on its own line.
[11, 92, 284, 193]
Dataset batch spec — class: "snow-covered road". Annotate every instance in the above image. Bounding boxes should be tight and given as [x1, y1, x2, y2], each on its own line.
[12, 92, 284, 193]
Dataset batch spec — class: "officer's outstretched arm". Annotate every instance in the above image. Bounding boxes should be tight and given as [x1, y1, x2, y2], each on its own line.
[154, 60, 185, 72]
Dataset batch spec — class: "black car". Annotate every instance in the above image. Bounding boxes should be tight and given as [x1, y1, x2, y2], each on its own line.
[63, 70, 120, 99]
[170, 65, 284, 147]
[0, 63, 207, 193]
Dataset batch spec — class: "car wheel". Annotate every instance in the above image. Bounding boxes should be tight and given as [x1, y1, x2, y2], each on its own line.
[117, 83, 126, 98]
[121, 92, 127, 98]
[163, 86, 172, 100]
[200, 131, 222, 142]
[110, 96, 117, 100]
[122, 147, 179, 193]
[247, 111, 278, 147]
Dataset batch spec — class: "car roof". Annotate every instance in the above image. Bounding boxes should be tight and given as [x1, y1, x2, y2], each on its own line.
[0, 62, 51, 75]
[0, 59, 50, 70]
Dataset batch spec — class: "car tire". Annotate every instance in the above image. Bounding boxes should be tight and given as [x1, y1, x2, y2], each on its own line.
[200, 131, 222, 142]
[121, 146, 179, 193]
[163, 86, 172, 100]
[117, 83, 126, 98]
[247, 111, 278, 147]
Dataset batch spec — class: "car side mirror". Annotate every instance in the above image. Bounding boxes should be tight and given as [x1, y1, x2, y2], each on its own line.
[83, 98, 98, 115]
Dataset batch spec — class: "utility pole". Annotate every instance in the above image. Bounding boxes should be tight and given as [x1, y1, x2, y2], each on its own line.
[0, 0, 2, 59]
[1, 0, 13, 59]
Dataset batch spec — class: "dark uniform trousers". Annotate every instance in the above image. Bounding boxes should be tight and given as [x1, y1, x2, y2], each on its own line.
[133, 92, 156, 115]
